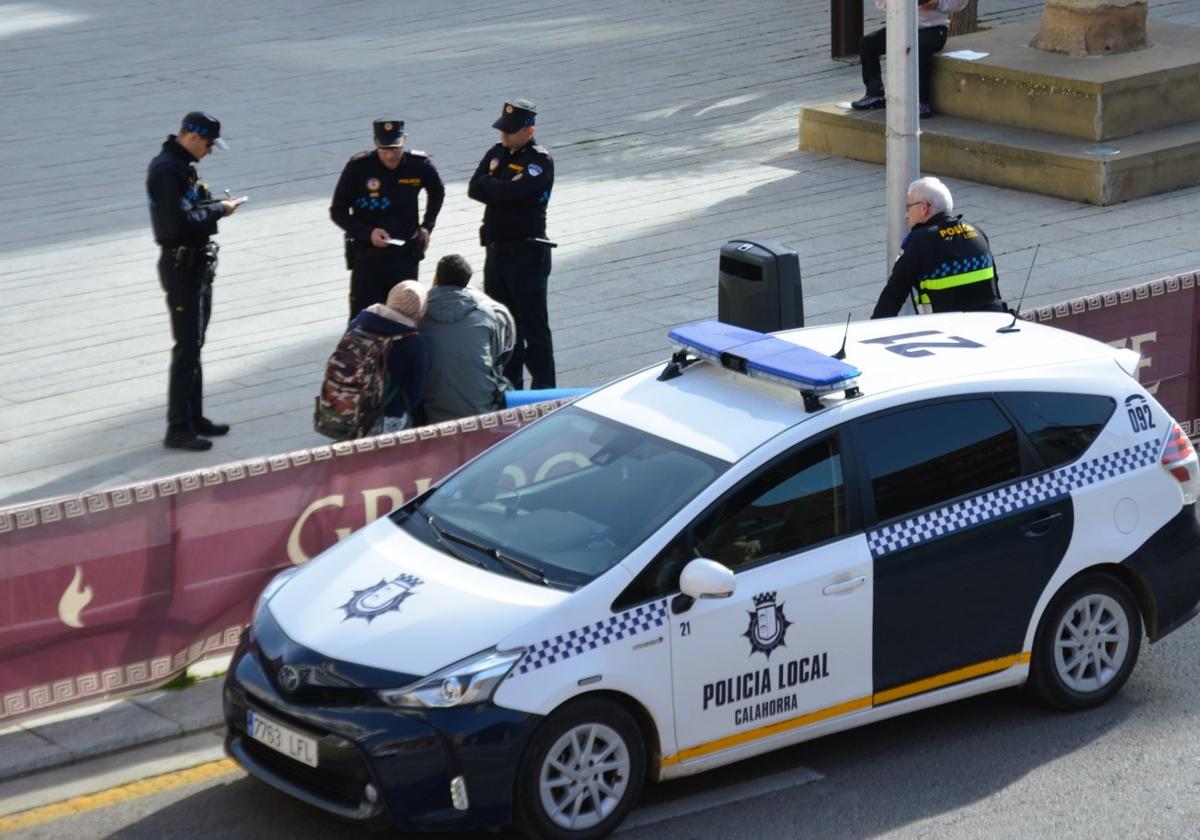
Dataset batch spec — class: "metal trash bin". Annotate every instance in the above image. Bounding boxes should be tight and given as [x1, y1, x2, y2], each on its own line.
[717, 239, 804, 332]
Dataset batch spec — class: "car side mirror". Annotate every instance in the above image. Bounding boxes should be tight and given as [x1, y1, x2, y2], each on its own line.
[672, 559, 736, 614]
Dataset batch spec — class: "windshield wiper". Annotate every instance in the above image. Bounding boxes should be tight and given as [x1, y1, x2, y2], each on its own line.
[423, 510, 552, 585]
[422, 511, 489, 570]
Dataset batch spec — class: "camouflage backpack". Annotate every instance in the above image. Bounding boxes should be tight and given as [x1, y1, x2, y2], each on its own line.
[313, 327, 404, 441]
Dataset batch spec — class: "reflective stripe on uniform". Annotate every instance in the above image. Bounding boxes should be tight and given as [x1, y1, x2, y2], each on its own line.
[919, 266, 996, 292]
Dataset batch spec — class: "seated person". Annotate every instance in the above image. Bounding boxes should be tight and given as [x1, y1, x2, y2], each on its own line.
[850, 0, 967, 118]
[420, 255, 516, 423]
[348, 279, 429, 432]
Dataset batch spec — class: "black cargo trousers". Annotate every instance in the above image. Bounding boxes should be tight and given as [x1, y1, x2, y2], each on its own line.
[159, 245, 215, 436]
[483, 240, 555, 390]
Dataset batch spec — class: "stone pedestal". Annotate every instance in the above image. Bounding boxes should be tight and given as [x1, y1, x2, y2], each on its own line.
[1031, 0, 1148, 57]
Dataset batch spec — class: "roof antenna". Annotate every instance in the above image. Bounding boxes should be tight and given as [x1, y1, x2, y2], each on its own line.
[833, 313, 852, 359]
[997, 243, 1039, 334]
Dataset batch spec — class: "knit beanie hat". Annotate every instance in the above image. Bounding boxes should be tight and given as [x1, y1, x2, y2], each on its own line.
[385, 280, 427, 326]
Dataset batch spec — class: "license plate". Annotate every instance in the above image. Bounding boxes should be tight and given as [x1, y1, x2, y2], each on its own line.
[246, 709, 319, 768]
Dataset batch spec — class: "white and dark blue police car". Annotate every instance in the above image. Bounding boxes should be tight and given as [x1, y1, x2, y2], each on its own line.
[225, 313, 1200, 839]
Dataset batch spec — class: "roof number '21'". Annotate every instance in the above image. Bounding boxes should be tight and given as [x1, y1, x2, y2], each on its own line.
[862, 330, 984, 358]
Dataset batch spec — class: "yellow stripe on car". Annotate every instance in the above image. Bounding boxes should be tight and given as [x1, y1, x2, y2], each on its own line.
[661, 652, 1030, 767]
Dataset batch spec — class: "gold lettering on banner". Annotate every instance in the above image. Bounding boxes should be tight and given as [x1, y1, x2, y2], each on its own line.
[57, 565, 93, 629]
[287, 494, 346, 566]
[285, 481, 436, 565]
[363, 487, 403, 523]
[1108, 332, 1160, 394]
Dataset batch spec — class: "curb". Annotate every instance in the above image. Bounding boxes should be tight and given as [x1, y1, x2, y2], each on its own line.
[0, 660, 228, 785]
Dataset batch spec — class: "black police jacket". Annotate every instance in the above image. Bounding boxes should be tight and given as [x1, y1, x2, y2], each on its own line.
[467, 140, 554, 244]
[329, 150, 445, 243]
[146, 137, 224, 247]
[872, 212, 1005, 319]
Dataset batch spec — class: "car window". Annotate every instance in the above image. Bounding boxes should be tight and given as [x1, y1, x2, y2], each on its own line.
[406, 407, 727, 589]
[998, 392, 1115, 468]
[859, 399, 1021, 523]
[615, 435, 846, 607]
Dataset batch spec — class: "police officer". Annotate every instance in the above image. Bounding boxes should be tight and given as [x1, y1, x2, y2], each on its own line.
[468, 99, 556, 390]
[872, 177, 1006, 318]
[331, 119, 445, 320]
[147, 111, 239, 451]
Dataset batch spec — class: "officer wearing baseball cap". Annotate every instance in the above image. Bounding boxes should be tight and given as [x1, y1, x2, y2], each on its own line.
[146, 111, 241, 451]
[468, 99, 557, 390]
[331, 118, 446, 320]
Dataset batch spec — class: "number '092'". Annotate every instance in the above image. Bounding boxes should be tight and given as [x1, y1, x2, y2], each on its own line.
[1128, 404, 1156, 432]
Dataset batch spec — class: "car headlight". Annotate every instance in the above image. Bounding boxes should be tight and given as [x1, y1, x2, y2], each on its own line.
[378, 648, 524, 709]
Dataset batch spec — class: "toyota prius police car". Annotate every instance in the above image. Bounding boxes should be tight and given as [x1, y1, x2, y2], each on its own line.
[225, 313, 1200, 839]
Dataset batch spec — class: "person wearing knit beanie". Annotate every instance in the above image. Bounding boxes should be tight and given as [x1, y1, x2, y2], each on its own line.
[347, 279, 430, 433]
[385, 279, 427, 326]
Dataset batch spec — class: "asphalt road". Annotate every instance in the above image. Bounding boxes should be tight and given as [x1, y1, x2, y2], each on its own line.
[8, 615, 1198, 840]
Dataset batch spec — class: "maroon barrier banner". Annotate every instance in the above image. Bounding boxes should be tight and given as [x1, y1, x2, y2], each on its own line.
[3, 269, 1199, 725]
[0, 402, 566, 724]
[1022, 269, 1200, 438]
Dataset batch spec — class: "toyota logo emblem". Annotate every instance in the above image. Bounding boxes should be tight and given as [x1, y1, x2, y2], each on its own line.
[279, 665, 301, 693]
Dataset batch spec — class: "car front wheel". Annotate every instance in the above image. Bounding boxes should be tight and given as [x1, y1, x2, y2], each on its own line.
[1029, 573, 1142, 711]
[515, 697, 646, 840]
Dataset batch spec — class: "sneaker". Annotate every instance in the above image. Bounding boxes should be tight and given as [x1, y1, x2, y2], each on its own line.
[194, 418, 230, 436]
[919, 103, 934, 118]
[851, 94, 886, 111]
[164, 432, 213, 451]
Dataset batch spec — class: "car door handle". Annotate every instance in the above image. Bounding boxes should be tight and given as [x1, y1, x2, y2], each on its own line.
[1023, 511, 1063, 537]
[823, 576, 867, 596]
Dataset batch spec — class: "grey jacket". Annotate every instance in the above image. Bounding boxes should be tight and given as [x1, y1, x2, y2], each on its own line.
[419, 285, 515, 423]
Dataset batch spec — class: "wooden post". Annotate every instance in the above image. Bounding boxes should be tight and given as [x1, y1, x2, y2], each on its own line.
[831, 0, 864, 60]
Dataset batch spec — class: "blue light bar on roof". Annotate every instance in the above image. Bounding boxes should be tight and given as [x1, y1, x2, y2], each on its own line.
[667, 320, 860, 394]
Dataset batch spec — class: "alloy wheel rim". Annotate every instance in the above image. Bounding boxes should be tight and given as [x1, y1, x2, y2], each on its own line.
[538, 722, 630, 831]
[1053, 593, 1130, 693]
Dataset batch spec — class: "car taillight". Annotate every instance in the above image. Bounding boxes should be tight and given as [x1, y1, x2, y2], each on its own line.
[1160, 423, 1200, 503]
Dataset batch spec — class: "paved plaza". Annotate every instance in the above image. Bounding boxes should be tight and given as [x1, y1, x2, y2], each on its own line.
[2, 0, 1199, 506]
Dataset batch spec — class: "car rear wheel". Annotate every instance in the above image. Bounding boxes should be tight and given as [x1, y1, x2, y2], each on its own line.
[1029, 573, 1142, 711]
[515, 697, 646, 840]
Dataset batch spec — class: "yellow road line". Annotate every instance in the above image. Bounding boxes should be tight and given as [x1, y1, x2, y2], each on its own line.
[0, 758, 240, 834]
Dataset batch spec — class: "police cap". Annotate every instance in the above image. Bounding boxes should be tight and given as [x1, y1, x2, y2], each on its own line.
[181, 111, 227, 150]
[492, 99, 537, 133]
[373, 119, 406, 148]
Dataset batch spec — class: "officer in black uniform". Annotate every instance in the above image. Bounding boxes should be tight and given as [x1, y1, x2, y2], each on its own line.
[468, 99, 556, 390]
[872, 176, 1005, 319]
[330, 119, 445, 320]
[147, 111, 240, 451]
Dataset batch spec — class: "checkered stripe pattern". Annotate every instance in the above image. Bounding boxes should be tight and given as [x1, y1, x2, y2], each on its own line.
[867, 440, 1161, 559]
[924, 253, 994, 281]
[511, 599, 669, 677]
[355, 196, 392, 210]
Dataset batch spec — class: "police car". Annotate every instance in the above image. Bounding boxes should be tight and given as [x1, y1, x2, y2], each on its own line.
[224, 313, 1200, 839]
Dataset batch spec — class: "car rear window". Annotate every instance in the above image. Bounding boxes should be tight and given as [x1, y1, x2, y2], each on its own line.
[998, 392, 1116, 469]
[858, 398, 1022, 523]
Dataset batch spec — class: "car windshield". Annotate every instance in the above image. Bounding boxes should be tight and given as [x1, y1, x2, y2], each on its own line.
[401, 406, 728, 589]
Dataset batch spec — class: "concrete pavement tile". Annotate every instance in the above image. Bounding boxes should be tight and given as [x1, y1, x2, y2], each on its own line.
[29, 701, 182, 762]
[131, 678, 225, 734]
[0, 729, 70, 782]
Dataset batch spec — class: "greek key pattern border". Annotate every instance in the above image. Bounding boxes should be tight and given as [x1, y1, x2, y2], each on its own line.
[0, 400, 571, 535]
[1021, 269, 1199, 323]
[0, 625, 243, 723]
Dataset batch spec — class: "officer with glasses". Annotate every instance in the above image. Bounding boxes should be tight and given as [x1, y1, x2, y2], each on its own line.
[872, 176, 1005, 319]
[146, 111, 240, 451]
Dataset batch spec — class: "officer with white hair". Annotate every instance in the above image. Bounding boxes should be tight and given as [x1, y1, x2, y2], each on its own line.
[872, 176, 1005, 318]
